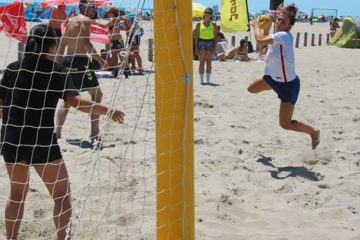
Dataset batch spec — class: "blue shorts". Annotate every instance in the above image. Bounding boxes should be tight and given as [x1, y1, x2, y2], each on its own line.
[263, 75, 300, 104]
[198, 39, 215, 51]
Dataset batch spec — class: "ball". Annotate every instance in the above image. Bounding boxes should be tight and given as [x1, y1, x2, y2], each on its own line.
[258, 14, 272, 31]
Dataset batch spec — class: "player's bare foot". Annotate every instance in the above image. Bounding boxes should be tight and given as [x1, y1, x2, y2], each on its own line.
[311, 130, 320, 150]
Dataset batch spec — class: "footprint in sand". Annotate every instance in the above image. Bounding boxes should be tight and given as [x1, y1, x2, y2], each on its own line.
[195, 139, 210, 145]
[195, 101, 214, 109]
[229, 124, 246, 129]
[33, 208, 45, 219]
[273, 183, 294, 193]
[347, 206, 359, 215]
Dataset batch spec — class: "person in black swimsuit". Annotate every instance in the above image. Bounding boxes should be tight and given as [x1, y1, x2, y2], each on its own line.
[0, 24, 124, 240]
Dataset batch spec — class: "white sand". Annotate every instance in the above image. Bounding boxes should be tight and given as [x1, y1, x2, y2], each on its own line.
[0, 20, 359, 239]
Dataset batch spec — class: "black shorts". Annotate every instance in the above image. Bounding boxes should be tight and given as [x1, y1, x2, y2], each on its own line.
[1, 127, 62, 164]
[63, 56, 99, 91]
[111, 40, 125, 49]
[128, 34, 140, 46]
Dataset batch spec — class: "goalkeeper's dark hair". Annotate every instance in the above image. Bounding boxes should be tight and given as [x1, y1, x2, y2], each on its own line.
[22, 24, 57, 65]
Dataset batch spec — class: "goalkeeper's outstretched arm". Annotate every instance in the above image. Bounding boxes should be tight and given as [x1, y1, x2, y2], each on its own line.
[65, 94, 125, 123]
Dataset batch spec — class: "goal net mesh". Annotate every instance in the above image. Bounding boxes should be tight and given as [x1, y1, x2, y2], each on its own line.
[0, 0, 167, 239]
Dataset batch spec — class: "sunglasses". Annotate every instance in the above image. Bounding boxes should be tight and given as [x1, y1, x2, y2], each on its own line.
[205, 11, 212, 15]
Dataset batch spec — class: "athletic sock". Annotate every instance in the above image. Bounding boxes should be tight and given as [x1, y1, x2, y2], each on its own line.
[206, 73, 211, 83]
[200, 74, 204, 84]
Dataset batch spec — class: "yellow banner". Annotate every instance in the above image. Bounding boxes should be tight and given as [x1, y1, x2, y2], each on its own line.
[221, 0, 249, 32]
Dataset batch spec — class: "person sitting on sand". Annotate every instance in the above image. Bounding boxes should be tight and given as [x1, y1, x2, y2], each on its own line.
[247, 3, 320, 150]
[234, 39, 256, 62]
[215, 25, 228, 61]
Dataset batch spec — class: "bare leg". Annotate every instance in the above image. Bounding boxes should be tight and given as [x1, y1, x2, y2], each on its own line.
[109, 49, 119, 67]
[205, 51, 212, 74]
[131, 45, 143, 72]
[88, 87, 103, 139]
[198, 51, 206, 75]
[247, 77, 272, 93]
[198, 51, 207, 84]
[5, 162, 29, 240]
[55, 101, 71, 139]
[279, 102, 320, 149]
[205, 51, 213, 83]
[34, 160, 72, 240]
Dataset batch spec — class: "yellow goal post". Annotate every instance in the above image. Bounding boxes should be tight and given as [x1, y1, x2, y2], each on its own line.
[154, 0, 194, 239]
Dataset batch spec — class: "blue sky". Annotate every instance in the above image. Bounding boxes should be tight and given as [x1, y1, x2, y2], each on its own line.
[121, 0, 359, 17]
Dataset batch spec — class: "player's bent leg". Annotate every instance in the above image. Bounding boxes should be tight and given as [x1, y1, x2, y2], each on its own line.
[247, 77, 272, 93]
[279, 102, 320, 149]
[279, 102, 295, 130]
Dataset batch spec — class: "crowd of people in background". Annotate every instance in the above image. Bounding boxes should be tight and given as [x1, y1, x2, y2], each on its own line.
[26, 1, 148, 78]
[192, 7, 343, 69]
[192, 7, 273, 80]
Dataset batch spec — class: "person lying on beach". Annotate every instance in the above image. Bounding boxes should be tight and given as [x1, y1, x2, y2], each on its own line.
[0, 24, 124, 240]
[247, 3, 320, 150]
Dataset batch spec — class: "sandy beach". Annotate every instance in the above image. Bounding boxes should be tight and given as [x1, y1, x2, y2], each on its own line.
[0, 19, 359, 240]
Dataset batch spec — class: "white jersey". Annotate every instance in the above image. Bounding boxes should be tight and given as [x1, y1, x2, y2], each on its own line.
[264, 31, 297, 82]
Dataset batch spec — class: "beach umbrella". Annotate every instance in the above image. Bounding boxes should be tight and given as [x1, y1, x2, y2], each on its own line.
[40, 0, 110, 8]
[192, 2, 206, 18]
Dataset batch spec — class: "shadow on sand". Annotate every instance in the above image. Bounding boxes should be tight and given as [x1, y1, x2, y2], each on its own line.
[201, 82, 221, 87]
[66, 138, 115, 151]
[257, 155, 323, 181]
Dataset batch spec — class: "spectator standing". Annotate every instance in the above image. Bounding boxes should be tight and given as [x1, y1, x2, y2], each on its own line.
[194, 7, 218, 85]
